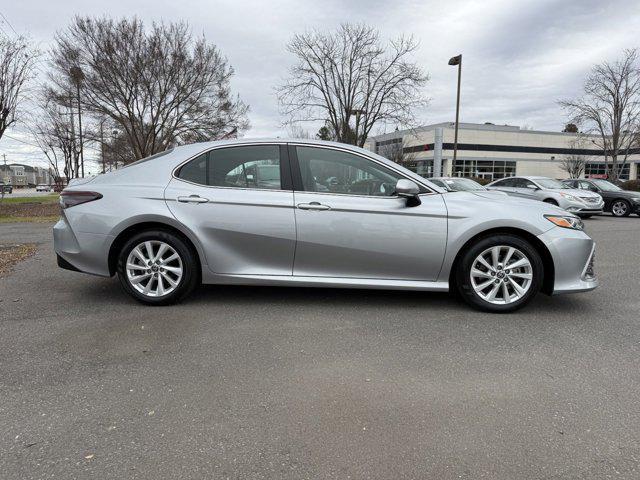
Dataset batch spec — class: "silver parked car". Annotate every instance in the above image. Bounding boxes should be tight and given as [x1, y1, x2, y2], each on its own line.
[53, 140, 597, 312]
[430, 177, 507, 197]
[486, 176, 604, 218]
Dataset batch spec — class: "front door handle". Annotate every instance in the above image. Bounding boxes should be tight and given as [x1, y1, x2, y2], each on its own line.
[297, 202, 330, 211]
[177, 195, 209, 204]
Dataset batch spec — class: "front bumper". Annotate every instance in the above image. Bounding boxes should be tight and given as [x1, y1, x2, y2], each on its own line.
[537, 227, 598, 294]
[565, 198, 604, 216]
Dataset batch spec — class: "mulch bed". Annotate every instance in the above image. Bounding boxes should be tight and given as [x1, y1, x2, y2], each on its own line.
[0, 202, 59, 218]
[0, 244, 37, 277]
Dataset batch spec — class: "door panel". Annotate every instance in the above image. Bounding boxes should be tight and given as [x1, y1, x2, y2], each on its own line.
[166, 180, 296, 275]
[165, 145, 296, 276]
[292, 192, 447, 280]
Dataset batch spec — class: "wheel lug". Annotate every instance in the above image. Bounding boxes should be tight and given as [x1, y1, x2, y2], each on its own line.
[494, 279, 500, 284]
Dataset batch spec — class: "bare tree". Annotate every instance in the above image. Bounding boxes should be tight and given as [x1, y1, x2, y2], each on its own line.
[0, 35, 39, 142]
[560, 49, 640, 182]
[286, 124, 312, 139]
[31, 94, 81, 182]
[560, 135, 590, 178]
[48, 17, 249, 162]
[277, 24, 428, 147]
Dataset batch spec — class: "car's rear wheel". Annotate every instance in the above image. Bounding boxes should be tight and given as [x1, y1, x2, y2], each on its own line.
[455, 235, 543, 313]
[611, 199, 631, 217]
[117, 230, 199, 305]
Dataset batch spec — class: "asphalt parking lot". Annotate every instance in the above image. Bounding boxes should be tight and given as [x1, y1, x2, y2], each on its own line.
[1, 215, 640, 479]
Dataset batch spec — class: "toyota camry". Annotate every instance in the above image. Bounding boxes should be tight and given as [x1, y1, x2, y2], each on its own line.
[53, 139, 598, 312]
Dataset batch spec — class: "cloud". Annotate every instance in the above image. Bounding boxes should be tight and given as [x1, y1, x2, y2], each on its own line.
[1, 0, 640, 166]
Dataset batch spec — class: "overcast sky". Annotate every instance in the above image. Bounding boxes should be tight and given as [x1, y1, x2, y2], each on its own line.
[2, 0, 640, 170]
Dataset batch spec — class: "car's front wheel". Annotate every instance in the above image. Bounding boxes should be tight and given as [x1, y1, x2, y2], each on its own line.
[455, 235, 543, 312]
[117, 230, 199, 305]
[611, 199, 631, 217]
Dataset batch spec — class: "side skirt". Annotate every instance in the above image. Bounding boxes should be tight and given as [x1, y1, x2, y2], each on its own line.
[201, 272, 450, 292]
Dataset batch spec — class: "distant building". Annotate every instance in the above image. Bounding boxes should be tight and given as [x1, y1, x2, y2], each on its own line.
[365, 122, 640, 181]
[0, 164, 53, 188]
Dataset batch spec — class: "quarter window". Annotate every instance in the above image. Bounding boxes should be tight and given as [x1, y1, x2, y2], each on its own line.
[177, 145, 282, 190]
[296, 146, 404, 196]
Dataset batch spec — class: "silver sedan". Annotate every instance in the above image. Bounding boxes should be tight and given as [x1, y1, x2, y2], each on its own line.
[53, 139, 597, 312]
[486, 176, 604, 218]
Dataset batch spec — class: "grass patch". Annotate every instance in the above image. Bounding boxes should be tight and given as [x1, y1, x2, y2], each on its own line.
[0, 243, 37, 277]
[0, 215, 59, 223]
[0, 194, 59, 204]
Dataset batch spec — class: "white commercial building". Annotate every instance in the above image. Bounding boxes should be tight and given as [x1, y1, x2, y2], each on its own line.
[365, 122, 640, 181]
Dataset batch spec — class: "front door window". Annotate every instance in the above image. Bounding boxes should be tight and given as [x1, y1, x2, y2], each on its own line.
[296, 146, 403, 196]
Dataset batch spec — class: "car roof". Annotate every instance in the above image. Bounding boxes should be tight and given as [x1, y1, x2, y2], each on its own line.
[109, 138, 447, 194]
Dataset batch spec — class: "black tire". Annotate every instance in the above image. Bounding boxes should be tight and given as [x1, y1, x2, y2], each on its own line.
[455, 234, 544, 313]
[116, 230, 199, 305]
[579, 214, 592, 219]
[543, 199, 558, 206]
[611, 199, 631, 217]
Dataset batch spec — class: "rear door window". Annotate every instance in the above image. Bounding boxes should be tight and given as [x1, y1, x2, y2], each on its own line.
[177, 145, 283, 190]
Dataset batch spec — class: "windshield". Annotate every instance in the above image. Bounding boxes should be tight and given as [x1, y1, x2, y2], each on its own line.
[439, 178, 486, 192]
[535, 178, 567, 189]
[591, 179, 622, 191]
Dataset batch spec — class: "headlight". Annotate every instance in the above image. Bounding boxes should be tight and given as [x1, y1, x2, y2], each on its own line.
[544, 215, 584, 230]
[559, 192, 580, 202]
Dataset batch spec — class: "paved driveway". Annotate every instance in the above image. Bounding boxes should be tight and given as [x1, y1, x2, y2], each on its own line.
[1, 216, 639, 479]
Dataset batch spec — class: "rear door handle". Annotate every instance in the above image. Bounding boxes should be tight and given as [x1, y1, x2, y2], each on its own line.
[177, 195, 209, 204]
[297, 202, 330, 211]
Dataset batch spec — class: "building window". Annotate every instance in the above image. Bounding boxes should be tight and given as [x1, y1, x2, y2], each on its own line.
[452, 160, 516, 180]
[374, 138, 401, 155]
[585, 162, 630, 180]
[402, 159, 434, 177]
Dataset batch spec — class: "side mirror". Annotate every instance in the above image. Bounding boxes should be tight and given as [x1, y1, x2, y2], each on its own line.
[395, 179, 421, 207]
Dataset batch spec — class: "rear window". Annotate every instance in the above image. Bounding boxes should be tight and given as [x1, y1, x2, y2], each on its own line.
[177, 145, 282, 190]
[125, 148, 174, 168]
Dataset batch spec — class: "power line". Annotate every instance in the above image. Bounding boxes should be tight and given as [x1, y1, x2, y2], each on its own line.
[0, 12, 19, 36]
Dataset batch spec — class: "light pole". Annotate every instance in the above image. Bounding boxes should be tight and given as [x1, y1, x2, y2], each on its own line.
[448, 54, 462, 163]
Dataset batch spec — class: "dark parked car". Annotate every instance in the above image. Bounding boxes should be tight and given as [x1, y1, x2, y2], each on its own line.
[0, 182, 12, 194]
[562, 179, 640, 217]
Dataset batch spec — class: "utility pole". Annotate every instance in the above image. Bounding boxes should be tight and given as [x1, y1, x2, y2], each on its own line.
[68, 91, 78, 179]
[448, 54, 462, 163]
[99, 121, 106, 174]
[70, 66, 85, 177]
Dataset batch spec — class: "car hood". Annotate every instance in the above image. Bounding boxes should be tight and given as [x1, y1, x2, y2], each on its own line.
[558, 188, 600, 198]
[466, 191, 567, 213]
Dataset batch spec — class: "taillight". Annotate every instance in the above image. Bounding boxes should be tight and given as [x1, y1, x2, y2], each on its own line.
[59, 191, 103, 209]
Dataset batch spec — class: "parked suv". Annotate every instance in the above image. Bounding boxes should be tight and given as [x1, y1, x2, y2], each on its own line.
[487, 176, 604, 218]
[562, 178, 640, 217]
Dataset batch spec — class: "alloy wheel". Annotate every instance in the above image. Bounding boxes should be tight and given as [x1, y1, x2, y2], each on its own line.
[125, 240, 183, 297]
[470, 245, 533, 305]
[612, 201, 628, 216]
